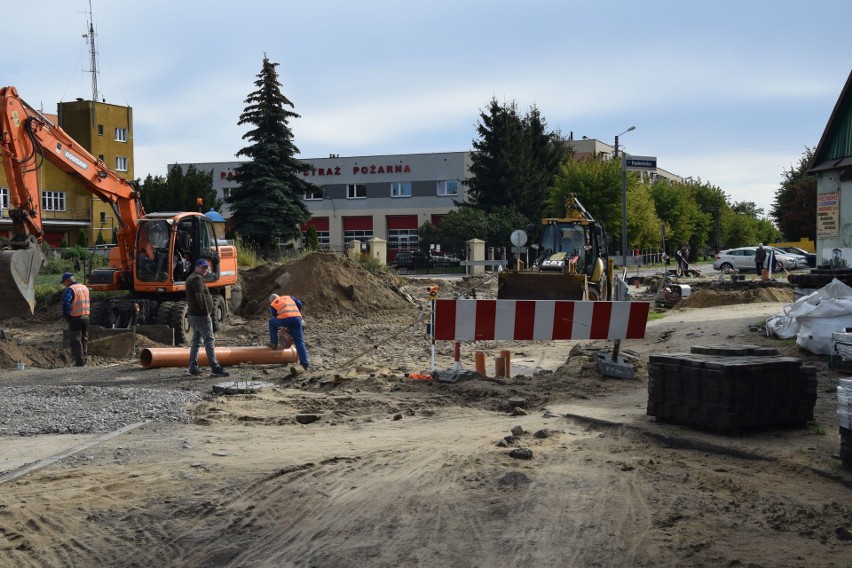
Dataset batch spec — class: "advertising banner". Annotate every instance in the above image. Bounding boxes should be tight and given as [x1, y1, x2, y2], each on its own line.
[817, 192, 840, 239]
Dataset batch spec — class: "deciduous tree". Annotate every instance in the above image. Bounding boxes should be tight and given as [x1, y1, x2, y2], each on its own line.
[771, 147, 816, 241]
[139, 164, 221, 213]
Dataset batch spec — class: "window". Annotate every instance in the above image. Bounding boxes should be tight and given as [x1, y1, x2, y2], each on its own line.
[437, 180, 459, 196]
[344, 229, 373, 243]
[346, 184, 367, 199]
[0, 187, 8, 209]
[222, 188, 232, 199]
[98, 154, 105, 163]
[115, 127, 128, 142]
[97, 124, 104, 136]
[42, 191, 67, 212]
[390, 182, 411, 198]
[116, 156, 129, 171]
[302, 229, 330, 247]
[304, 187, 324, 200]
[388, 229, 418, 248]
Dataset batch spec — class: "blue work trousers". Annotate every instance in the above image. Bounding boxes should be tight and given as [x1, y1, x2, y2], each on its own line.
[269, 316, 309, 369]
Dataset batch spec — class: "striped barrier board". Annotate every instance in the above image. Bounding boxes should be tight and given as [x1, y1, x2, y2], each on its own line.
[433, 299, 650, 341]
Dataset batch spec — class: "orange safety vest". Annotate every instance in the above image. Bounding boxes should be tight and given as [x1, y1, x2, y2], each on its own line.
[271, 295, 301, 319]
[69, 283, 91, 317]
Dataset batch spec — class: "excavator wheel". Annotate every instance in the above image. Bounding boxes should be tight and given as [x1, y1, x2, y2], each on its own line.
[587, 283, 601, 301]
[169, 301, 190, 345]
[212, 295, 227, 332]
[88, 300, 112, 328]
[155, 301, 174, 325]
[588, 278, 609, 301]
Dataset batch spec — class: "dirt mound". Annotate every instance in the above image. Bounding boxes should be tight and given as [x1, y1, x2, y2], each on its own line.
[0, 336, 69, 369]
[675, 286, 794, 309]
[239, 253, 416, 322]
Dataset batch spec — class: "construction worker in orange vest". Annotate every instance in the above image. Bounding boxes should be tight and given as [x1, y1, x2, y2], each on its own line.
[268, 293, 310, 371]
[61, 272, 90, 367]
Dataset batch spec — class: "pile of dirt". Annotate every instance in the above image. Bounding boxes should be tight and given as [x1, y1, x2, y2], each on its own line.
[675, 286, 794, 309]
[0, 336, 69, 369]
[238, 252, 417, 322]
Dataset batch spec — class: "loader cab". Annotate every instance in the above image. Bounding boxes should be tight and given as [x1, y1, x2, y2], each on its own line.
[539, 222, 588, 273]
[136, 214, 220, 284]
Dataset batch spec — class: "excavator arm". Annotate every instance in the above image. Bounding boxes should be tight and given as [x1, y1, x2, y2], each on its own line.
[0, 85, 144, 318]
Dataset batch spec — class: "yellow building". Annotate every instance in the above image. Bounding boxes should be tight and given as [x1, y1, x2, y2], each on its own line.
[0, 96, 134, 247]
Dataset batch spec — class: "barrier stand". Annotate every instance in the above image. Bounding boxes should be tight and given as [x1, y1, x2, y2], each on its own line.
[452, 341, 461, 371]
[427, 286, 440, 372]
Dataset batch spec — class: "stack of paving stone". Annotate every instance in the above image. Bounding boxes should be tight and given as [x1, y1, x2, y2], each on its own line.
[839, 379, 851, 468]
[647, 344, 817, 432]
[832, 330, 852, 366]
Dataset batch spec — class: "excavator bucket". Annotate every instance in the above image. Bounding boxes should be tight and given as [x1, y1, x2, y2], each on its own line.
[497, 271, 588, 301]
[0, 246, 46, 318]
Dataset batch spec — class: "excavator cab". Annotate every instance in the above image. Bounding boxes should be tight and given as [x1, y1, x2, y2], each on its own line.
[132, 214, 219, 286]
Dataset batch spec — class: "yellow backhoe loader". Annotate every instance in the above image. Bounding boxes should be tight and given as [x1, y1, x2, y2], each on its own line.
[497, 194, 614, 301]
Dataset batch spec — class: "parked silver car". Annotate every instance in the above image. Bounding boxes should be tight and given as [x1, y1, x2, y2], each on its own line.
[713, 246, 798, 273]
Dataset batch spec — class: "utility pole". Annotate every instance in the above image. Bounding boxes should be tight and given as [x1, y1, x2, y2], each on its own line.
[614, 126, 635, 268]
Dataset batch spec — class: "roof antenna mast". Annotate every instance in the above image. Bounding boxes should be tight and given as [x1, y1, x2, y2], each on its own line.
[85, 0, 100, 102]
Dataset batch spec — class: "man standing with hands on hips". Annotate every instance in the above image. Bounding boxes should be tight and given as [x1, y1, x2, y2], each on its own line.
[61, 272, 89, 367]
[185, 259, 229, 377]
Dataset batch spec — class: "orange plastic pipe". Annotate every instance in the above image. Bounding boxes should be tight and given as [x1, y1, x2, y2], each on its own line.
[140, 345, 298, 369]
[475, 351, 486, 375]
[495, 356, 506, 378]
[500, 349, 511, 377]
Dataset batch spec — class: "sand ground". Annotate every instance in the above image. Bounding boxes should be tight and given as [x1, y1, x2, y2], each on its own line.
[0, 256, 850, 567]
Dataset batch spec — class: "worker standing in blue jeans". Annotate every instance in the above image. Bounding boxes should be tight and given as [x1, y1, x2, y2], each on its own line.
[268, 293, 310, 371]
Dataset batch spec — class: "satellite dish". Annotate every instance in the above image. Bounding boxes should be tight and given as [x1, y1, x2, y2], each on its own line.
[510, 230, 528, 248]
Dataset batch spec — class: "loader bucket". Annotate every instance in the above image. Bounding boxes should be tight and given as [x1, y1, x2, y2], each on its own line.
[0, 247, 46, 318]
[497, 271, 588, 301]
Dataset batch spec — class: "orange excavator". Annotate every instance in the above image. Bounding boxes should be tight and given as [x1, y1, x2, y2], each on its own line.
[0, 85, 237, 343]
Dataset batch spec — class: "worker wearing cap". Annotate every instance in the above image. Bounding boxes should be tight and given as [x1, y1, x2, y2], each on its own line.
[185, 259, 229, 377]
[61, 272, 90, 367]
[268, 293, 310, 371]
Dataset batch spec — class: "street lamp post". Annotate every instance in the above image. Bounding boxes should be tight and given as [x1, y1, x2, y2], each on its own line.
[614, 126, 636, 268]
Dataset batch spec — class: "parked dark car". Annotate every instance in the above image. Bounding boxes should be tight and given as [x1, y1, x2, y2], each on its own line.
[392, 250, 462, 270]
[392, 251, 434, 269]
[777, 246, 816, 268]
[431, 252, 463, 267]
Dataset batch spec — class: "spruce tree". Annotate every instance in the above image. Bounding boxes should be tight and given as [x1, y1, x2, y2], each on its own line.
[466, 99, 567, 222]
[466, 99, 525, 212]
[227, 56, 317, 257]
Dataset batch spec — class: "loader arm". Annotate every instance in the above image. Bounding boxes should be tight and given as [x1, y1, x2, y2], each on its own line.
[0, 85, 145, 317]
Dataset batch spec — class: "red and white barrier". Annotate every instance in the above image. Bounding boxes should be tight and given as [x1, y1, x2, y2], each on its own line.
[432, 299, 650, 341]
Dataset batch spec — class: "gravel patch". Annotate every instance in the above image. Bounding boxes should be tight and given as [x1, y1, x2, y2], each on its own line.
[0, 386, 204, 435]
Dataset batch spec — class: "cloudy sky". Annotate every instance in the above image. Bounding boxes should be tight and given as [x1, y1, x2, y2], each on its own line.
[3, 0, 850, 215]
